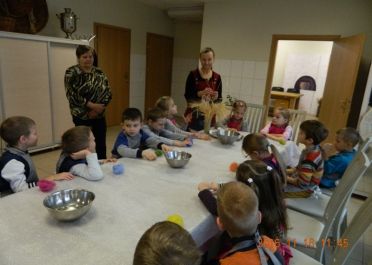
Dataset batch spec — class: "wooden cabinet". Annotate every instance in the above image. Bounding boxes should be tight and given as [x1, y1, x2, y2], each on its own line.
[270, 91, 302, 110]
[0, 32, 87, 152]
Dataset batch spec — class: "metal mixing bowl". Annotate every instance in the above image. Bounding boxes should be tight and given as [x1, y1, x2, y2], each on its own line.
[216, 129, 240, 145]
[164, 151, 192, 168]
[43, 189, 95, 221]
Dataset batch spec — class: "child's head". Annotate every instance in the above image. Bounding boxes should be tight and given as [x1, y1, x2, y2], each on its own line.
[121, 108, 143, 137]
[217, 181, 260, 238]
[133, 221, 201, 265]
[146, 108, 166, 132]
[235, 160, 288, 238]
[231, 100, 247, 120]
[299, 120, 329, 146]
[155, 96, 177, 117]
[334, 127, 361, 152]
[242, 133, 270, 160]
[272, 108, 290, 127]
[0, 116, 37, 148]
[61, 126, 95, 155]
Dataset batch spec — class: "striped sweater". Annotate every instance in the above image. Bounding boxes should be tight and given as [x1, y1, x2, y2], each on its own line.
[297, 145, 324, 189]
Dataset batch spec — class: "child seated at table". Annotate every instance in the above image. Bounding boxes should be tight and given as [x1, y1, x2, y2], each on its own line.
[242, 133, 286, 185]
[261, 107, 292, 142]
[142, 107, 192, 147]
[320, 127, 360, 188]
[201, 181, 284, 265]
[155, 96, 209, 140]
[0, 116, 73, 196]
[285, 120, 329, 198]
[133, 221, 201, 265]
[219, 99, 249, 131]
[111, 108, 171, 160]
[198, 160, 290, 264]
[56, 126, 114, 181]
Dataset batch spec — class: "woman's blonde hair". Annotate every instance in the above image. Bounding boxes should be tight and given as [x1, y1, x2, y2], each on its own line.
[200, 47, 215, 57]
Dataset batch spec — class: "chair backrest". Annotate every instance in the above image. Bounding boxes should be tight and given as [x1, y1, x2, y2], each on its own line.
[315, 137, 372, 260]
[288, 109, 307, 143]
[244, 103, 266, 133]
[269, 144, 287, 186]
[330, 194, 372, 265]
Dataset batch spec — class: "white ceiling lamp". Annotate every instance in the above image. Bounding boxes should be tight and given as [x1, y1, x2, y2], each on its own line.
[166, 6, 203, 21]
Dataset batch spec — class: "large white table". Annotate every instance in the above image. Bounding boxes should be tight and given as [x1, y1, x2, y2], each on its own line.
[0, 137, 299, 265]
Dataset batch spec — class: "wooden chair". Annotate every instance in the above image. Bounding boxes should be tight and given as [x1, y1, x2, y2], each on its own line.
[288, 109, 307, 143]
[244, 103, 266, 133]
[285, 136, 372, 262]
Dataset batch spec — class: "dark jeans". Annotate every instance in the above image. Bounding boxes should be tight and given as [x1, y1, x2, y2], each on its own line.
[72, 116, 107, 159]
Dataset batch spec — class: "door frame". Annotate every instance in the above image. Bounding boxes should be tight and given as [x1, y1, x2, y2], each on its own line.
[263, 34, 341, 124]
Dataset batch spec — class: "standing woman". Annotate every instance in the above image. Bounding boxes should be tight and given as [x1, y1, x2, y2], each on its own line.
[184, 47, 222, 131]
[64, 45, 112, 159]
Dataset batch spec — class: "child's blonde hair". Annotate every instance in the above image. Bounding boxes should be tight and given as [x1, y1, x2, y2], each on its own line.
[133, 221, 201, 265]
[242, 133, 270, 155]
[274, 107, 290, 125]
[61, 126, 91, 155]
[337, 127, 361, 147]
[232, 100, 247, 112]
[155, 96, 173, 115]
[217, 182, 259, 237]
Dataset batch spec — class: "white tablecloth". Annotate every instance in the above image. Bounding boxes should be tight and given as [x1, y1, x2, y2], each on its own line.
[0, 137, 300, 265]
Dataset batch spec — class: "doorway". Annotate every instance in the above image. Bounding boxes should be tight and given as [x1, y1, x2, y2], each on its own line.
[94, 23, 131, 126]
[145, 33, 174, 114]
[263, 34, 365, 141]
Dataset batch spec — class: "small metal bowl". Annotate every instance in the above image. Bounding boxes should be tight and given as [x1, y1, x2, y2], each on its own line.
[43, 189, 95, 221]
[216, 129, 241, 145]
[164, 151, 192, 168]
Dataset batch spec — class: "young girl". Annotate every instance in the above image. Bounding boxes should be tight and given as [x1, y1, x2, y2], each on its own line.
[56, 126, 114, 181]
[221, 99, 249, 131]
[242, 133, 286, 185]
[155, 96, 209, 140]
[197, 160, 291, 264]
[261, 107, 292, 141]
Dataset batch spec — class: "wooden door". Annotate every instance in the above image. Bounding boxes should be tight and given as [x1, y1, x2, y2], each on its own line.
[145, 33, 174, 114]
[94, 23, 131, 126]
[318, 34, 365, 140]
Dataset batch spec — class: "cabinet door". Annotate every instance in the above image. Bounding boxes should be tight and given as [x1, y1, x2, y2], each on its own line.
[49, 44, 76, 143]
[0, 38, 53, 149]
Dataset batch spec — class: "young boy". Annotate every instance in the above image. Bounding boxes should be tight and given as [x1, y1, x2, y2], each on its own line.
[133, 221, 201, 265]
[111, 108, 171, 160]
[0, 116, 73, 196]
[205, 181, 283, 265]
[285, 120, 329, 198]
[320, 127, 360, 188]
[142, 107, 192, 147]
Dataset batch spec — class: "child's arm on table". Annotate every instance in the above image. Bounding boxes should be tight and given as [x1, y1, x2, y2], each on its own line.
[70, 150, 104, 181]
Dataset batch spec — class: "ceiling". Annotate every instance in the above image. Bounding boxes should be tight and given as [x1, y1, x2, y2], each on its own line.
[136, 0, 224, 21]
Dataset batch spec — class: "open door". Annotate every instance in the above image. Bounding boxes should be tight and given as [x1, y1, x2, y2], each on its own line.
[318, 34, 365, 140]
[94, 23, 131, 126]
[145, 33, 173, 114]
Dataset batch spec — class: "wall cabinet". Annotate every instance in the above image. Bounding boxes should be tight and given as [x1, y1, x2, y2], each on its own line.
[0, 31, 86, 152]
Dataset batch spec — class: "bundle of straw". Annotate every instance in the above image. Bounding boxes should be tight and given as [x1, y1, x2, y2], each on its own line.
[190, 100, 227, 123]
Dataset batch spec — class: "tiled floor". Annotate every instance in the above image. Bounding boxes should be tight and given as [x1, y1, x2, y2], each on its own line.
[31, 125, 371, 265]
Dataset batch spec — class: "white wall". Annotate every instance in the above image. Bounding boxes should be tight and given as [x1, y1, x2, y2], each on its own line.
[201, 0, 372, 104]
[273, 41, 333, 115]
[171, 21, 202, 113]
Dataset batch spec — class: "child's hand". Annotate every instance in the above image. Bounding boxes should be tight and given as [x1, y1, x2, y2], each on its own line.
[174, 140, 186, 147]
[195, 132, 210, 140]
[71, 149, 91, 160]
[287, 176, 298, 185]
[322, 143, 337, 159]
[142, 149, 157, 160]
[50, 172, 74, 181]
[161, 144, 172, 152]
[100, 158, 117, 164]
[198, 181, 211, 191]
[286, 167, 296, 175]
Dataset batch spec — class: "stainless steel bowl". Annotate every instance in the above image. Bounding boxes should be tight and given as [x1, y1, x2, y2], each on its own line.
[43, 189, 95, 221]
[216, 129, 240, 145]
[164, 151, 192, 168]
